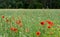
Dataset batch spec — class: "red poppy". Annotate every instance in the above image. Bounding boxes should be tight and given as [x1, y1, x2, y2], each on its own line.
[48, 26, 51, 28]
[36, 31, 41, 36]
[16, 20, 21, 24]
[46, 20, 54, 26]
[2, 15, 4, 18]
[10, 27, 18, 32]
[40, 21, 45, 26]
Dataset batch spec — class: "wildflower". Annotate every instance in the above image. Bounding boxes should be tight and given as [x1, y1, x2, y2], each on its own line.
[40, 21, 45, 26]
[48, 26, 51, 28]
[16, 20, 21, 24]
[10, 27, 18, 32]
[36, 31, 41, 36]
[46, 20, 54, 26]
[2, 15, 4, 18]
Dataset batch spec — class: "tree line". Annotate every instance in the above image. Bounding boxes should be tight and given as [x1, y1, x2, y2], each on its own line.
[0, 0, 60, 9]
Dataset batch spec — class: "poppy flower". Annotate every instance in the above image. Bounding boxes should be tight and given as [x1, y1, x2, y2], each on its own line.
[36, 31, 41, 36]
[2, 15, 4, 18]
[40, 21, 45, 26]
[48, 22, 53, 26]
[46, 20, 54, 26]
[16, 20, 21, 24]
[10, 27, 18, 32]
[48, 26, 51, 28]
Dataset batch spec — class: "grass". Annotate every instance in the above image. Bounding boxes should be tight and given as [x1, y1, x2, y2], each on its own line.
[0, 9, 60, 37]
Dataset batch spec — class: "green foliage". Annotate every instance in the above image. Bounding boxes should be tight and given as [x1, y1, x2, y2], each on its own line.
[0, 9, 60, 37]
[0, 0, 60, 8]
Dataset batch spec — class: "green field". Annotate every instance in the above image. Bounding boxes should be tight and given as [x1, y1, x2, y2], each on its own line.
[0, 9, 60, 37]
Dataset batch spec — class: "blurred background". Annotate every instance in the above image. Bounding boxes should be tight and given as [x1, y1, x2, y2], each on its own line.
[0, 0, 60, 9]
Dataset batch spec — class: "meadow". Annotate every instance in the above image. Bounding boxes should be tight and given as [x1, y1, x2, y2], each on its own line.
[0, 9, 60, 37]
